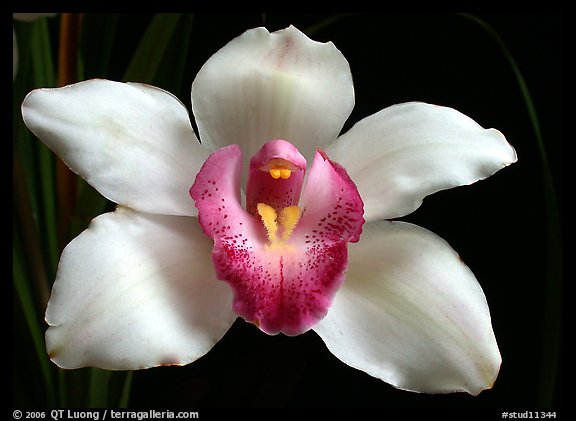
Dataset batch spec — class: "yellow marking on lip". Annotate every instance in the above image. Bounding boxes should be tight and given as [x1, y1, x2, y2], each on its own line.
[257, 203, 278, 242]
[257, 203, 302, 246]
[279, 206, 301, 240]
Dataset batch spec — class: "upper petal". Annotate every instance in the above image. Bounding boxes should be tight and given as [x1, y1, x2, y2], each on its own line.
[314, 220, 501, 395]
[45, 207, 236, 370]
[22, 79, 210, 217]
[326, 102, 517, 221]
[191, 26, 354, 166]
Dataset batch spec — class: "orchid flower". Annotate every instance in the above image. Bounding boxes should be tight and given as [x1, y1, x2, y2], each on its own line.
[21, 25, 517, 395]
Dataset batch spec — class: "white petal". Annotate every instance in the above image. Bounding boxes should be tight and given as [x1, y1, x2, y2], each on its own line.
[45, 208, 236, 370]
[192, 25, 354, 165]
[22, 79, 210, 216]
[326, 102, 517, 221]
[314, 221, 501, 395]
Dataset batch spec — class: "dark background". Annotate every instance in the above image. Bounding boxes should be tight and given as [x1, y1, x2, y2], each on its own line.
[15, 13, 565, 410]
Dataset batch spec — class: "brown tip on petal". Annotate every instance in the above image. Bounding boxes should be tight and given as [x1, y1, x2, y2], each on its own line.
[159, 356, 184, 367]
[47, 349, 62, 364]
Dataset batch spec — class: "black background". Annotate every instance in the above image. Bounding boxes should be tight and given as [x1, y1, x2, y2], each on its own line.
[14, 13, 565, 410]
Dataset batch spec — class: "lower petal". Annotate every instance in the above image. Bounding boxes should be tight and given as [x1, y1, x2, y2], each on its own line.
[213, 240, 348, 337]
[45, 208, 236, 370]
[314, 221, 501, 395]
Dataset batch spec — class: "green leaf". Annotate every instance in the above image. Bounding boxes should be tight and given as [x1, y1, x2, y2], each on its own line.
[13, 238, 56, 407]
[28, 17, 59, 276]
[119, 372, 134, 408]
[87, 369, 112, 407]
[123, 13, 182, 83]
[149, 13, 194, 95]
[80, 13, 120, 79]
[13, 16, 60, 407]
